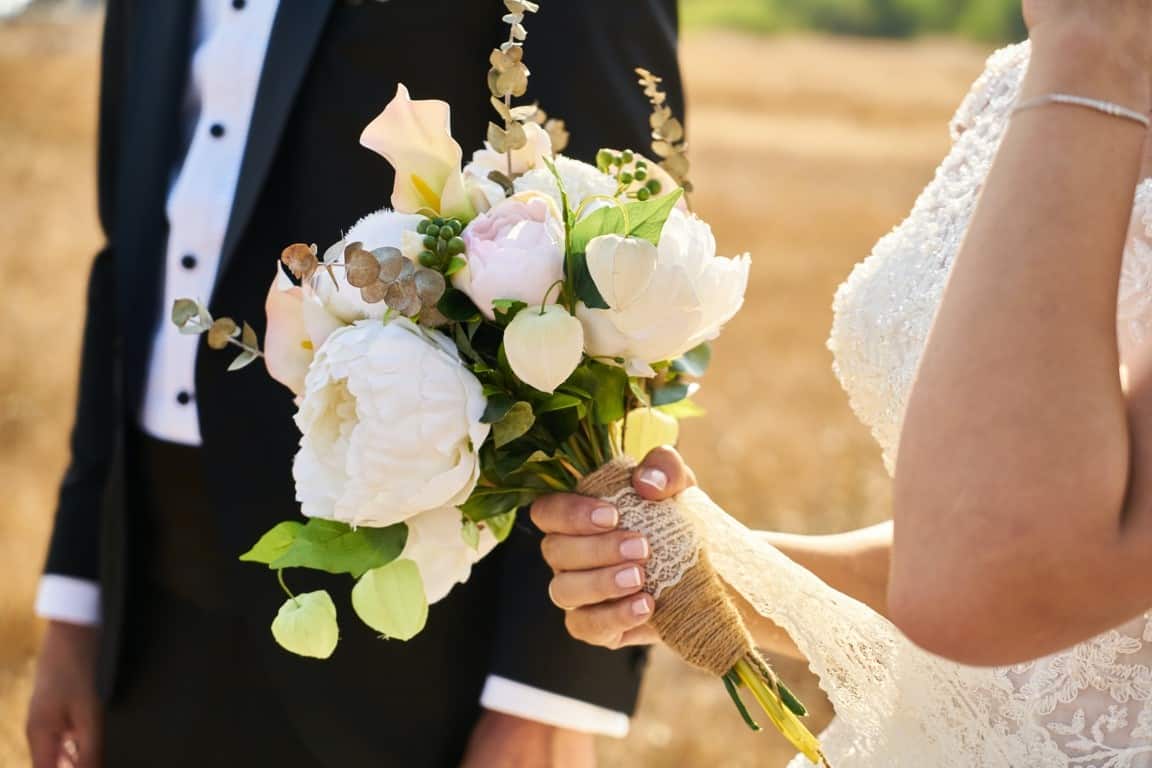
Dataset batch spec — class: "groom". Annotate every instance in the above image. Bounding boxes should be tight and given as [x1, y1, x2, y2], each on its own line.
[26, 1, 684, 766]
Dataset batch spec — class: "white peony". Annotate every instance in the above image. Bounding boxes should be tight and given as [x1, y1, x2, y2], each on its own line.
[577, 209, 751, 377]
[401, 507, 498, 604]
[293, 318, 489, 527]
[514, 156, 618, 218]
[315, 209, 425, 324]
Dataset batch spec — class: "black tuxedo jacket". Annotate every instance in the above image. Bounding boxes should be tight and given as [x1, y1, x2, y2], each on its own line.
[46, 1, 684, 765]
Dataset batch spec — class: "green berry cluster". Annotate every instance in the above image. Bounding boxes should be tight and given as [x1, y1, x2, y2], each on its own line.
[596, 149, 663, 202]
[416, 217, 467, 271]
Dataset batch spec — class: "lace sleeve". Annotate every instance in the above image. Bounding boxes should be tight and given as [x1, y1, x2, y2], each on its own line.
[950, 42, 1031, 140]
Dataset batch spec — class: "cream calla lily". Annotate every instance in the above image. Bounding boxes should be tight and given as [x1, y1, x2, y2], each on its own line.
[360, 84, 474, 220]
[504, 305, 585, 394]
[622, 407, 680, 461]
[264, 267, 345, 397]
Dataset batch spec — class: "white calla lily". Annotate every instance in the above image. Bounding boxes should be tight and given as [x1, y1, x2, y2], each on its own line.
[504, 305, 585, 394]
[360, 84, 474, 220]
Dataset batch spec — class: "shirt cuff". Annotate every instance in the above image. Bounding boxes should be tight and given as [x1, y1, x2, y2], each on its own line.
[480, 675, 630, 738]
[35, 575, 102, 626]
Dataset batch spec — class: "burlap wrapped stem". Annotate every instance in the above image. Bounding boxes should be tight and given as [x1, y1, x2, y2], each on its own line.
[577, 459, 828, 767]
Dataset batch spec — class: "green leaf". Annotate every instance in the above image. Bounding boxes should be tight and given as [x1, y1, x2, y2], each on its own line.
[658, 398, 707, 419]
[671, 343, 712, 378]
[453, 324, 482, 364]
[270, 590, 339, 660]
[493, 401, 535, 447]
[486, 511, 517, 543]
[482, 393, 517, 424]
[461, 518, 481, 550]
[352, 559, 428, 641]
[240, 521, 304, 565]
[437, 289, 481, 322]
[537, 393, 584, 415]
[445, 255, 467, 277]
[492, 299, 528, 325]
[461, 487, 538, 522]
[569, 188, 684, 254]
[270, 519, 408, 578]
[569, 250, 610, 310]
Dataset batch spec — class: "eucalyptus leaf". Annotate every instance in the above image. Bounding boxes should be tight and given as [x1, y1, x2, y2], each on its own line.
[651, 381, 700, 407]
[240, 521, 304, 565]
[569, 188, 684, 254]
[228, 350, 259, 371]
[351, 559, 428, 641]
[270, 519, 408, 578]
[671, 343, 712, 378]
[493, 401, 535, 447]
[172, 298, 201, 330]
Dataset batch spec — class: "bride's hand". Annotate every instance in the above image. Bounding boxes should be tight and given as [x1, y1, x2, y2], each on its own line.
[530, 447, 697, 649]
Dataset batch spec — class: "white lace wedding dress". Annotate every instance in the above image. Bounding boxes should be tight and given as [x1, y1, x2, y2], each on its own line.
[683, 42, 1152, 767]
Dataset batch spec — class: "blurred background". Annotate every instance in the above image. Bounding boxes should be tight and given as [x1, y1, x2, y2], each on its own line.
[0, 1, 1021, 765]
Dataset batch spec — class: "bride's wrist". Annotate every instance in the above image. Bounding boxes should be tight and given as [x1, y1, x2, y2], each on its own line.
[1027, 22, 1152, 109]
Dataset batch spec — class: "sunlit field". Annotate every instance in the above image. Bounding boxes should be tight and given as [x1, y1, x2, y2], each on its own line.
[0, 14, 992, 766]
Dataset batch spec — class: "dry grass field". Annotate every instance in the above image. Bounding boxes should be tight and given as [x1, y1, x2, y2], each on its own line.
[0, 13, 994, 767]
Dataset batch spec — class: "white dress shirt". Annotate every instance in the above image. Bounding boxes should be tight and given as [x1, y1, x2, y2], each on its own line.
[36, 0, 629, 737]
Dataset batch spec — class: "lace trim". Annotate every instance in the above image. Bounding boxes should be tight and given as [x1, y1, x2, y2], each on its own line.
[608, 487, 700, 600]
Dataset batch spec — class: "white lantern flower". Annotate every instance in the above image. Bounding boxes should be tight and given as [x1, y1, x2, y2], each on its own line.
[504, 305, 585, 394]
[293, 318, 489, 527]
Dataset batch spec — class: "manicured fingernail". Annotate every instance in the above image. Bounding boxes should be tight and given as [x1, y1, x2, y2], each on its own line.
[616, 566, 643, 589]
[631, 596, 652, 616]
[637, 468, 668, 491]
[591, 506, 618, 529]
[619, 537, 649, 560]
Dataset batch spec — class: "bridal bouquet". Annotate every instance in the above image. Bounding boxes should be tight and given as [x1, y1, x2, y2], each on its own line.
[173, 2, 823, 762]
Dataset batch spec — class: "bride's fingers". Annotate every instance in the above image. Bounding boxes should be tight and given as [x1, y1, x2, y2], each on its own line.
[548, 564, 646, 610]
[531, 493, 619, 535]
[633, 446, 697, 501]
[541, 531, 649, 571]
[564, 596, 656, 648]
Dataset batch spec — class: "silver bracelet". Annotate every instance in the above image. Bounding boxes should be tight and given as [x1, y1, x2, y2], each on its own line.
[1013, 93, 1151, 129]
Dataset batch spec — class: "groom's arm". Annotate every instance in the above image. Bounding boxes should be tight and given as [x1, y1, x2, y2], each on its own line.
[482, 519, 647, 736]
[35, 0, 128, 627]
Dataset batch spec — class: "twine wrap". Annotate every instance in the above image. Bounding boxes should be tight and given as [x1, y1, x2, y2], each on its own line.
[577, 459, 756, 677]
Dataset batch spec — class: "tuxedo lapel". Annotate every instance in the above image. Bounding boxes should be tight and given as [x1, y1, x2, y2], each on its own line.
[214, 0, 338, 291]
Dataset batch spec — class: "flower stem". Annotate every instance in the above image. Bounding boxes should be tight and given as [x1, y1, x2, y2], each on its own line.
[226, 336, 264, 359]
[277, 569, 296, 603]
[733, 658, 827, 766]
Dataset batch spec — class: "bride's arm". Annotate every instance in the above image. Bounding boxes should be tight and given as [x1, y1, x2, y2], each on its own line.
[893, 7, 1152, 665]
[531, 448, 894, 657]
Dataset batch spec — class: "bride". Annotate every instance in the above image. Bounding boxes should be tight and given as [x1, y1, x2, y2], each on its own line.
[531, 2, 1152, 766]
